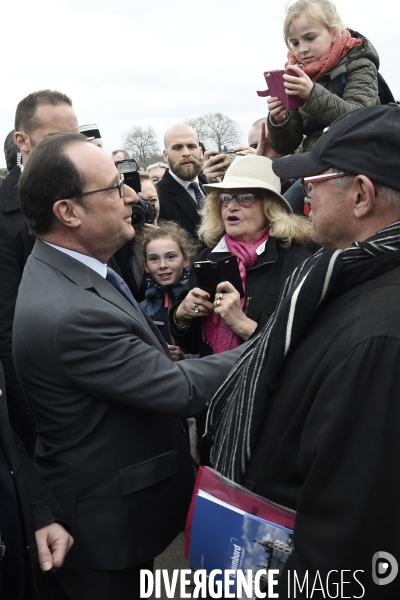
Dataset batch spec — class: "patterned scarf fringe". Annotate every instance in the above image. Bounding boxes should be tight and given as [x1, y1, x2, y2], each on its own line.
[206, 221, 400, 483]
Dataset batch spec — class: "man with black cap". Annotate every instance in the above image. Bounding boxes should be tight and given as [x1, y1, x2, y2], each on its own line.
[207, 104, 400, 597]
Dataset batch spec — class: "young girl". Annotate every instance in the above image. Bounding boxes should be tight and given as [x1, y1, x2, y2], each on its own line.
[267, 0, 380, 155]
[139, 222, 199, 361]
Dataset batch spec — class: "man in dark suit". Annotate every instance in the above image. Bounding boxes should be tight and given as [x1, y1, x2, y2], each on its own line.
[158, 124, 206, 239]
[0, 362, 73, 600]
[12, 132, 245, 600]
[0, 90, 79, 456]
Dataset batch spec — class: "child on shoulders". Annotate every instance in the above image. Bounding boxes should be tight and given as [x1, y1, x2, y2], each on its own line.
[267, 0, 380, 155]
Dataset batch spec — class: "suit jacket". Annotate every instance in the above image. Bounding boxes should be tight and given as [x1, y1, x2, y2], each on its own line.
[157, 169, 203, 238]
[0, 362, 70, 599]
[0, 166, 36, 454]
[12, 240, 244, 571]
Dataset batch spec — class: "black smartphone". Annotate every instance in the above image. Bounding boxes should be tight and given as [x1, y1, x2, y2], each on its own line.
[193, 256, 244, 301]
[192, 261, 219, 301]
[216, 255, 244, 298]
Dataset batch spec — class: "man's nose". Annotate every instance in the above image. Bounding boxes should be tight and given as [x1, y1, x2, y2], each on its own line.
[124, 185, 138, 204]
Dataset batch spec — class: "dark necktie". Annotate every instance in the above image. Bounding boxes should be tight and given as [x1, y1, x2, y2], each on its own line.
[106, 267, 144, 318]
[189, 182, 204, 208]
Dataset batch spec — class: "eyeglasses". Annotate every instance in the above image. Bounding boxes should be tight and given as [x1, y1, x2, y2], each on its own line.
[76, 175, 125, 199]
[217, 193, 260, 207]
[302, 172, 347, 198]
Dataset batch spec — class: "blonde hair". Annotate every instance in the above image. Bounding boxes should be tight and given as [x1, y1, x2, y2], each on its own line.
[197, 192, 311, 248]
[284, 0, 345, 49]
[140, 221, 200, 264]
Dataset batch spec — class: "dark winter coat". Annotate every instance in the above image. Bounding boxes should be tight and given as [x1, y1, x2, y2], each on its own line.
[268, 29, 380, 155]
[245, 250, 400, 599]
[170, 236, 310, 356]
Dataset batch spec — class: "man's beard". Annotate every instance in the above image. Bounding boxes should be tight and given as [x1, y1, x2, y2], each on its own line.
[170, 157, 202, 181]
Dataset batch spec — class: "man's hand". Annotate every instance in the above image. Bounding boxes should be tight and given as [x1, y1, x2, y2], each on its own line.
[35, 522, 74, 572]
[202, 149, 229, 183]
[233, 145, 256, 156]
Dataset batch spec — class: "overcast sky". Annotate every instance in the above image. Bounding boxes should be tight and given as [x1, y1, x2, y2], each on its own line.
[1, 0, 397, 167]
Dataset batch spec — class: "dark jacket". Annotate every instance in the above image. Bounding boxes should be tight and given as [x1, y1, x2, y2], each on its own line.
[268, 29, 380, 155]
[157, 170, 204, 239]
[12, 241, 245, 571]
[170, 236, 311, 356]
[0, 166, 36, 455]
[140, 279, 188, 345]
[0, 362, 70, 600]
[245, 250, 400, 599]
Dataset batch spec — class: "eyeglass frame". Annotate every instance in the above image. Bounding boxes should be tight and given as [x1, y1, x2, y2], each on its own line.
[75, 174, 125, 199]
[302, 172, 348, 199]
[216, 192, 261, 207]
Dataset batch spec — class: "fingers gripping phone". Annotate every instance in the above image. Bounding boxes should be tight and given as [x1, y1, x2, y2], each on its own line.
[193, 256, 244, 302]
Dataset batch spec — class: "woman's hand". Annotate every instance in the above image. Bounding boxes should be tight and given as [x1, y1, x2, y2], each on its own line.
[174, 287, 214, 325]
[168, 345, 188, 361]
[283, 65, 313, 100]
[267, 96, 288, 125]
[213, 281, 257, 341]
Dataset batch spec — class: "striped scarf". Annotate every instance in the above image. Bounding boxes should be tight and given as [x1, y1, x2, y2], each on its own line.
[205, 221, 400, 483]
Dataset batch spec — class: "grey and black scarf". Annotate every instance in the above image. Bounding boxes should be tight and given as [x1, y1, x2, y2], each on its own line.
[205, 220, 400, 483]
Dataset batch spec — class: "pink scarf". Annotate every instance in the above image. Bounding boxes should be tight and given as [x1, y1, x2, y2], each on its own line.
[285, 29, 362, 82]
[202, 230, 269, 354]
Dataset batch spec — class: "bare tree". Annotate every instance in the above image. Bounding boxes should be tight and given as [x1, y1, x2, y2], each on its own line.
[122, 126, 160, 168]
[184, 117, 209, 145]
[203, 113, 241, 152]
[185, 113, 241, 152]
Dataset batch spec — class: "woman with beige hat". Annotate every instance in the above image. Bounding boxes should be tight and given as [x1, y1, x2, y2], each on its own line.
[170, 155, 311, 358]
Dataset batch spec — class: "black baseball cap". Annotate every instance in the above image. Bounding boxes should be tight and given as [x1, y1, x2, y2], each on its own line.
[272, 104, 400, 191]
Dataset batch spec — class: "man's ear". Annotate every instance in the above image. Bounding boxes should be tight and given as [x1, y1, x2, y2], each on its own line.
[353, 175, 376, 218]
[53, 199, 82, 228]
[163, 149, 169, 164]
[15, 131, 30, 153]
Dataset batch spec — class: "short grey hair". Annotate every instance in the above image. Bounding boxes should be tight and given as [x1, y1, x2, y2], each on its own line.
[146, 162, 168, 173]
[332, 168, 400, 206]
[112, 149, 129, 160]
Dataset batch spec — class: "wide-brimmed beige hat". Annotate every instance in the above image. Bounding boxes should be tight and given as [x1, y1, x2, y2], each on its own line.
[203, 155, 292, 213]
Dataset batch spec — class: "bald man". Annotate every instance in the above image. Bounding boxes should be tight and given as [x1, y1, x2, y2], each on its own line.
[157, 124, 206, 239]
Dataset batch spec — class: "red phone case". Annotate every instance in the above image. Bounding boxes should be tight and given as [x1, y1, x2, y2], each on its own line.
[257, 67, 305, 110]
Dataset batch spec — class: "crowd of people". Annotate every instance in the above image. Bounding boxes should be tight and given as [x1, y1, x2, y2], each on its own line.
[1, 0, 399, 598]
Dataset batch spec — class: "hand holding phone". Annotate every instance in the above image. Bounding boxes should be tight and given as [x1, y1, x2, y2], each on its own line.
[202, 150, 230, 183]
[257, 66, 305, 110]
[193, 256, 244, 302]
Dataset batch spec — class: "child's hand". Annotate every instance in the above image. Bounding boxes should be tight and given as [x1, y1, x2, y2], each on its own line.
[283, 65, 313, 100]
[168, 345, 188, 361]
[267, 96, 288, 125]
